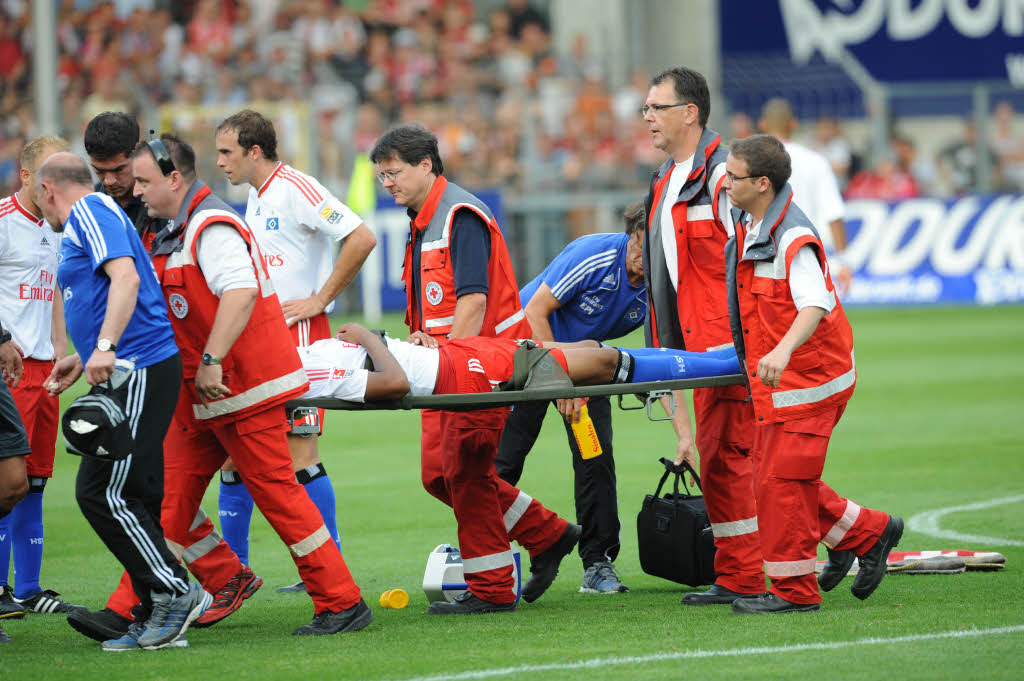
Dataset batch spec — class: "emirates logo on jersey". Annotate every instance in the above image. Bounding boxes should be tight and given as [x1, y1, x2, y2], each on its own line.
[169, 293, 189, 319]
[425, 281, 444, 306]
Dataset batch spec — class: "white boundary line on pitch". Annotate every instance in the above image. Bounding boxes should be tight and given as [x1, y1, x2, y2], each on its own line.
[907, 494, 1024, 547]
[388, 625, 1024, 681]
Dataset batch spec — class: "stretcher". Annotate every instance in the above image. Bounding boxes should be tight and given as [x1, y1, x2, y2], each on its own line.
[286, 372, 746, 432]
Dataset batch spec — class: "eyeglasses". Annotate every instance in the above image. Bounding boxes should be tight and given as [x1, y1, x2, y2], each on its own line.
[640, 102, 690, 117]
[725, 171, 759, 182]
[147, 132, 176, 176]
[375, 168, 403, 185]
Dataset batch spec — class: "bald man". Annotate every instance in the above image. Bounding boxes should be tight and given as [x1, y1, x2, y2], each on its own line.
[38, 153, 210, 651]
[759, 98, 852, 293]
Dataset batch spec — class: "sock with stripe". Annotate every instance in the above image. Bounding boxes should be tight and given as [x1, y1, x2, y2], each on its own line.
[296, 464, 341, 551]
[218, 471, 254, 567]
[12, 477, 46, 599]
[618, 347, 742, 383]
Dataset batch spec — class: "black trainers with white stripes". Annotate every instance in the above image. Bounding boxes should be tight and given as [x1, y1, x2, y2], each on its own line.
[0, 585, 26, 619]
[15, 589, 86, 614]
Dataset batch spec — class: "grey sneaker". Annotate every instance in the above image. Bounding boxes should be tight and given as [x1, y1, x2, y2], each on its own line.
[579, 561, 629, 594]
[102, 621, 189, 652]
[136, 584, 211, 650]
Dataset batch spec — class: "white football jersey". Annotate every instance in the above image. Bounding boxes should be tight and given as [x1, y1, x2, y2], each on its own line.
[299, 337, 439, 402]
[245, 163, 364, 313]
[0, 194, 59, 359]
[783, 141, 845, 251]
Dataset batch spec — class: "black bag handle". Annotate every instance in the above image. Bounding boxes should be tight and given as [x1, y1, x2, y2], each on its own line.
[653, 457, 703, 499]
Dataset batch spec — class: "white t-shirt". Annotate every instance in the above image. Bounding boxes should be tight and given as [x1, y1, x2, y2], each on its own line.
[783, 141, 845, 252]
[742, 219, 833, 313]
[659, 156, 694, 291]
[298, 337, 439, 402]
[0, 194, 59, 359]
[246, 163, 364, 313]
[196, 224, 258, 297]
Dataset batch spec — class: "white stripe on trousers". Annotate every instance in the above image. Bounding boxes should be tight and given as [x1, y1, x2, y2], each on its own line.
[104, 366, 188, 595]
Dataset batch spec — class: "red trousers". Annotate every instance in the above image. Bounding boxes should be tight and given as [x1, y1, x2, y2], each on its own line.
[10, 359, 58, 478]
[421, 346, 567, 604]
[693, 388, 764, 593]
[753, 405, 888, 604]
[105, 506, 240, 618]
[160, 407, 360, 614]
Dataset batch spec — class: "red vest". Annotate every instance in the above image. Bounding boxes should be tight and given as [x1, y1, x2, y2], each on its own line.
[726, 186, 856, 424]
[402, 176, 530, 342]
[644, 129, 747, 401]
[151, 184, 308, 427]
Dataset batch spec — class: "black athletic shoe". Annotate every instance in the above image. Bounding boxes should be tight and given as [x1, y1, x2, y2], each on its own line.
[426, 590, 517, 615]
[818, 548, 857, 592]
[731, 593, 820, 614]
[522, 523, 582, 603]
[67, 607, 133, 642]
[15, 589, 85, 614]
[681, 584, 763, 606]
[851, 516, 904, 600]
[0, 585, 26, 620]
[292, 598, 373, 636]
[0, 622, 10, 643]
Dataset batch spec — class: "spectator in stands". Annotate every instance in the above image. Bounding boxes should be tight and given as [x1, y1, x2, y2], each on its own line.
[811, 115, 854, 190]
[891, 133, 939, 195]
[938, 118, 982, 195]
[990, 101, 1024, 192]
[729, 111, 755, 142]
[0, 1, 660, 196]
[845, 152, 920, 201]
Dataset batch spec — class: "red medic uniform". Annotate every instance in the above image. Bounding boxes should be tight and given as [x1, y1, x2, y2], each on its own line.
[404, 176, 566, 603]
[147, 182, 363, 614]
[724, 185, 889, 604]
[643, 129, 763, 594]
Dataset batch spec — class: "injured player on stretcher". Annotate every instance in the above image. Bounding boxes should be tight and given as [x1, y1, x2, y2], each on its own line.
[297, 323, 741, 412]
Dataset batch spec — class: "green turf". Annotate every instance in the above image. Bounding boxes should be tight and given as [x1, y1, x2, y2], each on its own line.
[3, 306, 1023, 680]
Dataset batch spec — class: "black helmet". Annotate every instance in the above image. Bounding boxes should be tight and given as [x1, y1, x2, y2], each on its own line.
[61, 391, 132, 460]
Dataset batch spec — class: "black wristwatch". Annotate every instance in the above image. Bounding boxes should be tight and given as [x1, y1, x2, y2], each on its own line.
[96, 338, 117, 352]
[201, 353, 222, 366]
[0, 327, 10, 345]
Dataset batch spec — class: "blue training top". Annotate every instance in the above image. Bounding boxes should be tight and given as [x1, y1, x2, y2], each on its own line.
[57, 193, 178, 369]
[520, 232, 647, 343]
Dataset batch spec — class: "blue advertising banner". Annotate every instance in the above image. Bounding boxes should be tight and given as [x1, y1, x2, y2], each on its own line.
[368, 190, 504, 311]
[720, 0, 1024, 85]
[842, 195, 1024, 305]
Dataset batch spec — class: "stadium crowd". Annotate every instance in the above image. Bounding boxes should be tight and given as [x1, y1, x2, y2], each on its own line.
[2, 0, 1021, 202]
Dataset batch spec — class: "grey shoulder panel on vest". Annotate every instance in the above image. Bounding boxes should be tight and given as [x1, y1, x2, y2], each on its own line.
[436, 181, 493, 222]
[196, 191, 244, 222]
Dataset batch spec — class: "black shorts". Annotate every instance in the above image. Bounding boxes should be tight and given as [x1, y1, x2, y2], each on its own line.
[0, 380, 30, 459]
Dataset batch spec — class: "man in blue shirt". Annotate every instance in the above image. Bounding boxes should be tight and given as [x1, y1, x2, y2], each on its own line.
[36, 152, 210, 651]
[496, 202, 647, 594]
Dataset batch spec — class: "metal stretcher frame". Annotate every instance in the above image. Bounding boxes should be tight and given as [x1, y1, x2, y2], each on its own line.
[286, 373, 746, 420]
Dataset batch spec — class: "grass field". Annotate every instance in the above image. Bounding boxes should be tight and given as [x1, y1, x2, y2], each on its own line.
[3, 305, 1023, 680]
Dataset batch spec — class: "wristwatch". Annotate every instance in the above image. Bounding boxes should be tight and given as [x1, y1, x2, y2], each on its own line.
[96, 338, 117, 352]
[201, 353, 222, 366]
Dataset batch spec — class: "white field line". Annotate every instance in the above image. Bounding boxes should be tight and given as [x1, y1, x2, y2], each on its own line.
[907, 494, 1024, 547]
[388, 625, 1024, 681]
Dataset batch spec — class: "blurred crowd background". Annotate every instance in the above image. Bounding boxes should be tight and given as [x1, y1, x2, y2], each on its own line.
[2, 0, 1022, 204]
